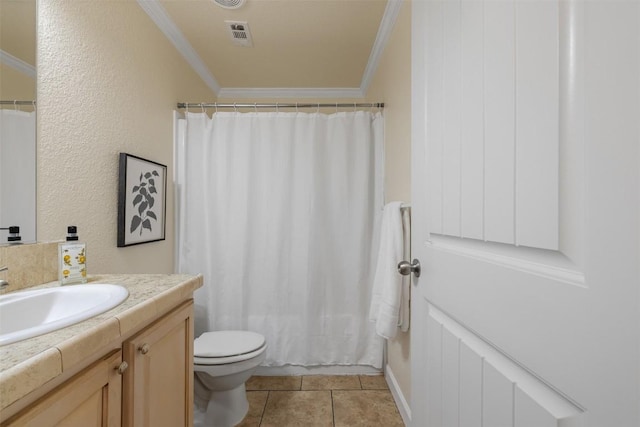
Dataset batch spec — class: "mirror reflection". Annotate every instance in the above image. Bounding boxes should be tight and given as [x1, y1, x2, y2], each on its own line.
[0, 0, 37, 244]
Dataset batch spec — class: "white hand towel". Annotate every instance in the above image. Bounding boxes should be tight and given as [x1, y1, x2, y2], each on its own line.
[369, 201, 404, 339]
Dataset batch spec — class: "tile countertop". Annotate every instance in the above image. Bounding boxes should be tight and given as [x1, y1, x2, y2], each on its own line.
[0, 273, 203, 411]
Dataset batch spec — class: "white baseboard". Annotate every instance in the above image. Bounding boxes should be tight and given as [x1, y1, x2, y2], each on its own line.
[254, 365, 382, 376]
[385, 364, 411, 426]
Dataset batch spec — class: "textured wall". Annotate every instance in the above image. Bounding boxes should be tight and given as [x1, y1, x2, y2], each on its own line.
[366, 1, 412, 403]
[37, 0, 215, 274]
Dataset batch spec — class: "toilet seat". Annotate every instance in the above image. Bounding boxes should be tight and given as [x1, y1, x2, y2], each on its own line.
[194, 330, 266, 365]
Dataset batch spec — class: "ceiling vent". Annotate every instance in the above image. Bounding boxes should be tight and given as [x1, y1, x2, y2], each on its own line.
[225, 21, 254, 47]
[213, 0, 245, 9]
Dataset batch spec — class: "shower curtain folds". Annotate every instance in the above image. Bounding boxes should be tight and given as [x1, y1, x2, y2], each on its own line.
[175, 110, 385, 368]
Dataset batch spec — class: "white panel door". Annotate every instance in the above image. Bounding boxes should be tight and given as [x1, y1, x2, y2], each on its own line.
[410, 1, 640, 426]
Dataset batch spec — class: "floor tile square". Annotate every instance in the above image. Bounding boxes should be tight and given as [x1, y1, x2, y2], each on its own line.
[332, 390, 404, 427]
[246, 375, 302, 391]
[261, 390, 333, 427]
[359, 374, 389, 390]
[301, 375, 362, 390]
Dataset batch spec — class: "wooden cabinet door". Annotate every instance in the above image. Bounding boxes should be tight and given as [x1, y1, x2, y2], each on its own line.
[122, 300, 194, 427]
[4, 350, 123, 427]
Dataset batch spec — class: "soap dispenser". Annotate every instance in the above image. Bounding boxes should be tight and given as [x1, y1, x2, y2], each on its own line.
[59, 226, 87, 285]
[0, 226, 21, 243]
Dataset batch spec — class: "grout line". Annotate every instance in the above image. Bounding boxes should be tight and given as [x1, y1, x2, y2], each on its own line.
[258, 390, 271, 426]
[245, 375, 402, 426]
[331, 390, 336, 427]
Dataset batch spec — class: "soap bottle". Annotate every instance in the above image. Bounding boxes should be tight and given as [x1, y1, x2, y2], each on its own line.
[59, 226, 87, 285]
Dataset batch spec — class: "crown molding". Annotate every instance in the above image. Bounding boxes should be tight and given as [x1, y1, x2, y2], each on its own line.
[139, 0, 402, 99]
[0, 50, 36, 78]
[220, 0, 403, 99]
[136, 0, 220, 94]
[218, 87, 365, 100]
[359, 0, 403, 95]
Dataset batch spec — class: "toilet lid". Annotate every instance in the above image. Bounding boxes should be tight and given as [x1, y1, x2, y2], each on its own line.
[194, 330, 265, 358]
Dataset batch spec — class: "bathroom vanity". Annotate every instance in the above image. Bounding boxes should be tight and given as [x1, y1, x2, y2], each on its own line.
[0, 273, 202, 426]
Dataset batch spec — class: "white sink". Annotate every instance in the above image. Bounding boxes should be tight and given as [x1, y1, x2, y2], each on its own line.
[0, 284, 129, 346]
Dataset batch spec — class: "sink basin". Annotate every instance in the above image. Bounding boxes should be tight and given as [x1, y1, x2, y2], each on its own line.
[0, 284, 129, 346]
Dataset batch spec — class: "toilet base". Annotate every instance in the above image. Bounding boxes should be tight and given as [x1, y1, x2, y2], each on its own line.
[203, 383, 249, 427]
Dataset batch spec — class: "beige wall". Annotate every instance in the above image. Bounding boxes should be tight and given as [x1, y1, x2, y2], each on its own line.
[35, 0, 411, 400]
[37, 0, 216, 274]
[0, 64, 36, 105]
[367, 3, 412, 204]
[366, 1, 412, 403]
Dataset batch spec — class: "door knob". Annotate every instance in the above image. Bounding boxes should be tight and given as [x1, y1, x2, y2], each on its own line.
[397, 259, 421, 277]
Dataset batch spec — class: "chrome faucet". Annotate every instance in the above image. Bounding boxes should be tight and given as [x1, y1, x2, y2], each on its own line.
[0, 266, 8, 289]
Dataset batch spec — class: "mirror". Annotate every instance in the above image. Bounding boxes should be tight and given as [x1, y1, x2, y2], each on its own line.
[0, 0, 37, 244]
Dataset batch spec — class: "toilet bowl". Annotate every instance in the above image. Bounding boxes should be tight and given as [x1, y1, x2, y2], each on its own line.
[193, 330, 267, 427]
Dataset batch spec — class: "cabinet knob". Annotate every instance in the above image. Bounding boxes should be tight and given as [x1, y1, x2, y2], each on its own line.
[116, 361, 128, 375]
[139, 343, 150, 355]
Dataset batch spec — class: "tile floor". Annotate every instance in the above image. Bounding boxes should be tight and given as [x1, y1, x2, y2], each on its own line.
[236, 375, 405, 427]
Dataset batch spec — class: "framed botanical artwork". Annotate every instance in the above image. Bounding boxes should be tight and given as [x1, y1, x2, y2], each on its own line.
[117, 153, 167, 247]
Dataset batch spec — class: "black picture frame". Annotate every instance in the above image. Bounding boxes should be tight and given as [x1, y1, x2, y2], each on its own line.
[117, 153, 167, 247]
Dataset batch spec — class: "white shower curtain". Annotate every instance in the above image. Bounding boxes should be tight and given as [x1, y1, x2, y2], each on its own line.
[175, 110, 384, 368]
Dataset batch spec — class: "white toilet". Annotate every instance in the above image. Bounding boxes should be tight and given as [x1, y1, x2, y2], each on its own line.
[193, 330, 267, 427]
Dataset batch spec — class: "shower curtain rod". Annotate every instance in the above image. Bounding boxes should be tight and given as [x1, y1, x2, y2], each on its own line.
[177, 102, 384, 110]
[0, 100, 35, 105]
